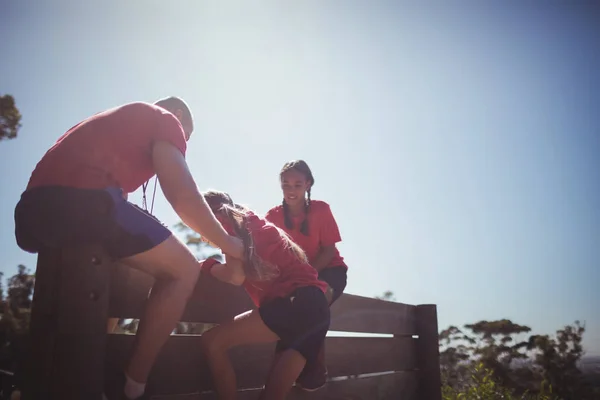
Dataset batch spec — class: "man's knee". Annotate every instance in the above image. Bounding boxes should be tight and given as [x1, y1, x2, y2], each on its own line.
[176, 262, 200, 294]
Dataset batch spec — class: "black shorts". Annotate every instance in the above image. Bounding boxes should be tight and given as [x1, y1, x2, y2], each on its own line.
[318, 266, 347, 305]
[14, 186, 172, 259]
[259, 286, 331, 364]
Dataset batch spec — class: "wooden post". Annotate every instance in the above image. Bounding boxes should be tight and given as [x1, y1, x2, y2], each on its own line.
[22, 245, 112, 400]
[415, 304, 442, 400]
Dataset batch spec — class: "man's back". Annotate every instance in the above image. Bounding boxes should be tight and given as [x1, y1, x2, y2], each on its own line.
[26, 102, 187, 193]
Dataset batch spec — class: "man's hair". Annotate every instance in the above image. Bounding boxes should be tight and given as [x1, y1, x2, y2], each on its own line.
[154, 96, 193, 128]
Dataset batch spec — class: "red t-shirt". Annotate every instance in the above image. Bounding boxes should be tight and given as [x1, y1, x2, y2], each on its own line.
[215, 212, 328, 307]
[265, 200, 346, 270]
[26, 102, 187, 193]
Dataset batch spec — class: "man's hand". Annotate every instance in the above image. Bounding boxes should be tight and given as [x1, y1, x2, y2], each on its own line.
[221, 236, 245, 260]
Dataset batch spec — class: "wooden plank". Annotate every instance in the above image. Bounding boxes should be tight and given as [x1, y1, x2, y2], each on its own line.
[108, 269, 254, 323]
[106, 335, 416, 396]
[108, 263, 154, 318]
[150, 372, 417, 400]
[181, 272, 254, 323]
[23, 245, 112, 400]
[21, 249, 60, 400]
[415, 304, 442, 400]
[110, 285, 416, 337]
[229, 337, 417, 387]
[329, 294, 417, 335]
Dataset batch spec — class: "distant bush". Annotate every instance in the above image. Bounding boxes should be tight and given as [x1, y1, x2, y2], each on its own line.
[443, 363, 560, 400]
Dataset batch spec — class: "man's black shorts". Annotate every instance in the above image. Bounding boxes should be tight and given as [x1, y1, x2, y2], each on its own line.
[14, 186, 172, 259]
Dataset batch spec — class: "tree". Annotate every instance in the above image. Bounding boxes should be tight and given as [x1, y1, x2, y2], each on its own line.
[527, 322, 596, 400]
[0, 95, 22, 141]
[0, 264, 35, 385]
[439, 319, 598, 399]
[375, 290, 396, 302]
[0, 265, 35, 338]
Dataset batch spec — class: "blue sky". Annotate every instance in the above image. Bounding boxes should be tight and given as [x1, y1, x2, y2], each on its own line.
[1, 1, 599, 354]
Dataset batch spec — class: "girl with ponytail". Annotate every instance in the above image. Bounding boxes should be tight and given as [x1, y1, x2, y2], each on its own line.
[198, 189, 331, 400]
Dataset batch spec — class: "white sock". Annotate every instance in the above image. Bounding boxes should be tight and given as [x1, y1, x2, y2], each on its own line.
[124, 374, 146, 399]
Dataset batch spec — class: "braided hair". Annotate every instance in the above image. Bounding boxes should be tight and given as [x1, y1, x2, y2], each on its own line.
[280, 160, 315, 236]
[203, 190, 307, 281]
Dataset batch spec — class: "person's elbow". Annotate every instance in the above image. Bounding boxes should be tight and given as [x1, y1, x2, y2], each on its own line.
[221, 266, 245, 286]
[228, 272, 245, 286]
[212, 264, 245, 286]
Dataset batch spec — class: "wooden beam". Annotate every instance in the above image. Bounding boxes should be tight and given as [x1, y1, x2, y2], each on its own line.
[108, 270, 254, 323]
[329, 294, 417, 335]
[108, 263, 153, 318]
[149, 372, 417, 400]
[106, 335, 417, 396]
[415, 304, 442, 400]
[23, 245, 111, 400]
[109, 277, 417, 336]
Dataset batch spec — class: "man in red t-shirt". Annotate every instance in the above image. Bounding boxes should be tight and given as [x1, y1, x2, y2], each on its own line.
[14, 97, 244, 400]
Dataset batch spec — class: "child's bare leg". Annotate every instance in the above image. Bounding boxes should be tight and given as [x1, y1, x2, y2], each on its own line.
[201, 309, 279, 400]
[260, 350, 284, 390]
[261, 349, 306, 400]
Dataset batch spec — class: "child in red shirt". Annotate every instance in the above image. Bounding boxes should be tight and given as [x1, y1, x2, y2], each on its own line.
[198, 190, 331, 400]
[264, 159, 348, 391]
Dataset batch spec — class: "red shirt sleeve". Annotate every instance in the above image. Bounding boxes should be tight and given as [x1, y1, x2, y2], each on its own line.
[317, 203, 342, 247]
[264, 207, 283, 227]
[152, 107, 187, 157]
[200, 257, 221, 274]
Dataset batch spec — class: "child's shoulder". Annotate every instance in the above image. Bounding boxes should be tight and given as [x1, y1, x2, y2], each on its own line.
[248, 213, 290, 247]
[265, 200, 333, 218]
[265, 204, 283, 216]
[309, 199, 333, 212]
[264, 205, 284, 224]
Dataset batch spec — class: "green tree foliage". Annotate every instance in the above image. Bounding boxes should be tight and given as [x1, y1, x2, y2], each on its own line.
[440, 320, 598, 399]
[173, 222, 224, 262]
[0, 265, 35, 379]
[527, 323, 592, 400]
[379, 291, 598, 399]
[0, 266, 35, 339]
[442, 363, 559, 400]
[0, 95, 22, 141]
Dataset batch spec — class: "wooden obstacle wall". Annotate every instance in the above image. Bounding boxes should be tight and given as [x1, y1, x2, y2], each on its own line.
[107, 263, 441, 399]
[23, 247, 442, 400]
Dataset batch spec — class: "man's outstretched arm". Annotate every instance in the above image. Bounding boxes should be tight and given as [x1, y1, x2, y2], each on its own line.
[152, 140, 244, 259]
